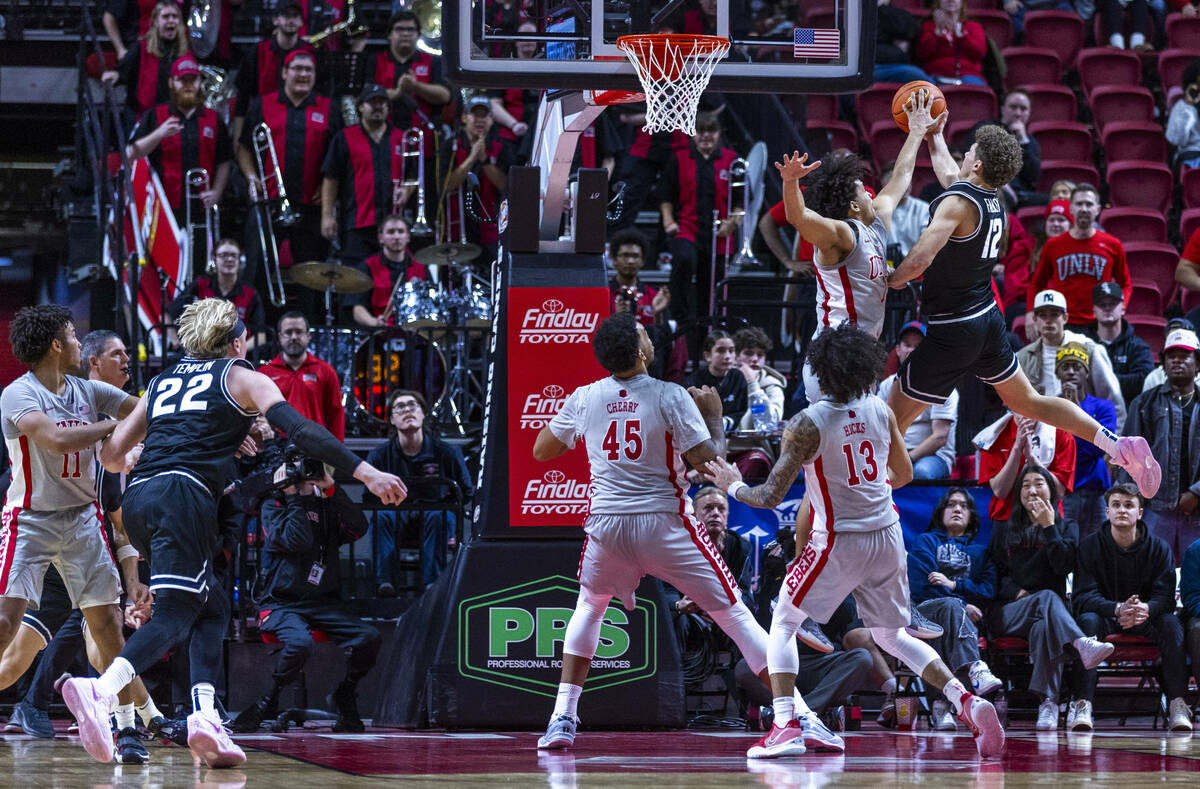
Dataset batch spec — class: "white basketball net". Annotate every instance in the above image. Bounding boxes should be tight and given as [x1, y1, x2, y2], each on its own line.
[616, 35, 730, 135]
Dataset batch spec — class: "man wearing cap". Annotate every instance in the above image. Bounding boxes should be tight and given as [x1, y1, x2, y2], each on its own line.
[444, 96, 510, 261]
[238, 49, 342, 276]
[1018, 289, 1126, 428]
[1056, 342, 1119, 540]
[1143, 319, 1200, 393]
[129, 54, 232, 222]
[1026, 183, 1131, 332]
[233, 0, 315, 143]
[878, 321, 958, 480]
[321, 84, 409, 265]
[1121, 328, 1200, 563]
[1085, 281, 1154, 407]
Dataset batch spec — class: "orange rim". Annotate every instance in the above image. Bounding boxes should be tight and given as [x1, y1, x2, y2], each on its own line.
[615, 34, 730, 82]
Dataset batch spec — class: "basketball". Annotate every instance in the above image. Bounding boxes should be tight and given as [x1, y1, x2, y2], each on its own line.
[891, 81, 946, 132]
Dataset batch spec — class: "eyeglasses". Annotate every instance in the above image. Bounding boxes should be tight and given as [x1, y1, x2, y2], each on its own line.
[392, 401, 421, 413]
[392, 26, 418, 33]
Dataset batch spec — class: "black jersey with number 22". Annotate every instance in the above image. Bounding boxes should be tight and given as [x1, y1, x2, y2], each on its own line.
[131, 356, 258, 497]
[921, 181, 1006, 319]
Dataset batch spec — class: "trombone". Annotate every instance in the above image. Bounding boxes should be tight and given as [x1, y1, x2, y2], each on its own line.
[399, 128, 433, 237]
[710, 157, 748, 314]
[249, 123, 297, 307]
[185, 168, 219, 280]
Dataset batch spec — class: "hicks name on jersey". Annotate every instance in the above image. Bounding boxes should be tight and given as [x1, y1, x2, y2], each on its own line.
[519, 307, 598, 344]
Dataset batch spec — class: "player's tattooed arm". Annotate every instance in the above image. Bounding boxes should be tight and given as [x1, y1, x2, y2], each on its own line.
[704, 413, 819, 509]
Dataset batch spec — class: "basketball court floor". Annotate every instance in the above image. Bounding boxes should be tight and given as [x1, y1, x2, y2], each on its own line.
[1, 720, 1197, 786]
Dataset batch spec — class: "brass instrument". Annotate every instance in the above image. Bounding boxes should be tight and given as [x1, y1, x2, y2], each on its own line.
[185, 168, 218, 280]
[305, 0, 366, 47]
[399, 128, 433, 236]
[187, 0, 221, 59]
[199, 65, 233, 125]
[709, 158, 748, 314]
[250, 123, 298, 307]
[731, 143, 767, 272]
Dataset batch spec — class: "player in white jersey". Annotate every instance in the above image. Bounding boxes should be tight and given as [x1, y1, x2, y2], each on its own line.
[0, 306, 143, 751]
[532, 313, 843, 753]
[707, 324, 1005, 759]
[774, 91, 943, 404]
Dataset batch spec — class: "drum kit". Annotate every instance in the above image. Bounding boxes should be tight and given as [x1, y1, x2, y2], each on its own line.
[299, 242, 491, 437]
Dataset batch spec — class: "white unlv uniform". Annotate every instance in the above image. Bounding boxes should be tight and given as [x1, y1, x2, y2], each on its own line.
[811, 216, 889, 341]
[549, 374, 710, 516]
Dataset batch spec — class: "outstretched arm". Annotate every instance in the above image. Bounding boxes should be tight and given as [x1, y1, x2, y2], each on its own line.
[874, 92, 945, 228]
[888, 194, 972, 288]
[774, 152, 855, 264]
[705, 412, 819, 509]
[927, 126, 960, 189]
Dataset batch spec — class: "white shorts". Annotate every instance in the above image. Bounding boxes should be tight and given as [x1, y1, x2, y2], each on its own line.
[578, 511, 740, 613]
[778, 522, 910, 629]
[0, 504, 121, 610]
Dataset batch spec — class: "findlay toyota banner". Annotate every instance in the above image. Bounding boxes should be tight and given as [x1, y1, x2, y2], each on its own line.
[506, 286, 609, 527]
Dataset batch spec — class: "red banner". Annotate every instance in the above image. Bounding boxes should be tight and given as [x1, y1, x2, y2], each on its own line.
[506, 287, 609, 527]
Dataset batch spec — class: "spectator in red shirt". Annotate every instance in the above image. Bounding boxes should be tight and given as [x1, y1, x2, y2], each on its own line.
[260, 311, 346, 439]
[444, 96, 509, 261]
[915, 0, 988, 86]
[976, 409, 1076, 522]
[1175, 223, 1200, 329]
[1001, 201, 1068, 323]
[1026, 184, 1131, 336]
[348, 214, 429, 328]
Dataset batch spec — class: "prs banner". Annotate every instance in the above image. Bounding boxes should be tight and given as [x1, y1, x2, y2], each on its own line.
[506, 286, 609, 527]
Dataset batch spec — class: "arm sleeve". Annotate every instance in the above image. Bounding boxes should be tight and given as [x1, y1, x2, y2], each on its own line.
[330, 485, 368, 544]
[265, 402, 362, 476]
[322, 365, 345, 441]
[906, 534, 945, 603]
[547, 388, 582, 449]
[1181, 539, 1200, 618]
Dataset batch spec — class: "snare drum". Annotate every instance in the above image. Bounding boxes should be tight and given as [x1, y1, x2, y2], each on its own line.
[307, 327, 366, 381]
[392, 281, 443, 330]
[352, 328, 447, 426]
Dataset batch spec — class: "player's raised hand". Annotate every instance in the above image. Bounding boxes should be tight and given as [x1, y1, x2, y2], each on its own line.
[364, 466, 408, 505]
[774, 151, 821, 182]
[688, 385, 723, 418]
[904, 90, 938, 139]
[702, 456, 743, 490]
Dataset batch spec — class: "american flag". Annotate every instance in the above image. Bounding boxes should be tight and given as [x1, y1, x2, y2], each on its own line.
[793, 27, 841, 59]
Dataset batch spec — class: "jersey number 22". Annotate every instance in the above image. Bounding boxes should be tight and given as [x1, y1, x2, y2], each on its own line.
[151, 374, 213, 418]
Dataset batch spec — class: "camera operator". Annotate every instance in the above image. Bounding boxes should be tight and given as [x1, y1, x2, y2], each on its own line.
[231, 464, 380, 734]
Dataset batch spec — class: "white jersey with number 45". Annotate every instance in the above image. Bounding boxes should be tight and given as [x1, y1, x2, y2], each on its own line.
[803, 394, 900, 534]
[549, 374, 712, 516]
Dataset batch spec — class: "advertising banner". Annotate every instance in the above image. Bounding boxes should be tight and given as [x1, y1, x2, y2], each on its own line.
[505, 286, 609, 527]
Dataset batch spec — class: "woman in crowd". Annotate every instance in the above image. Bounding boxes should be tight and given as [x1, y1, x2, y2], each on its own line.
[915, 0, 987, 86]
[685, 330, 747, 433]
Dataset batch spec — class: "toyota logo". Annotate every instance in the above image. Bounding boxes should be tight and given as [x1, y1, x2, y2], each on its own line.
[543, 384, 564, 398]
[544, 470, 565, 483]
[542, 299, 564, 313]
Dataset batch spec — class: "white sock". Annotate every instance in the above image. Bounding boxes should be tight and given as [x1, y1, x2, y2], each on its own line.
[773, 696, 795, 725]
[1093, 427, 1119, 457]
[114, 703, 135, 731]
[96, 657, 136, 699]
[1110, 32, 1125, 48]
[191, 682, 216, 715]
[551, 683, 582, 719]
[1130, 32, 1145, 48]
[880, 677, 898, 695]
[944, 678, 969, 714]
[792, 690, 813, 718]
[136, 698, 163, 726]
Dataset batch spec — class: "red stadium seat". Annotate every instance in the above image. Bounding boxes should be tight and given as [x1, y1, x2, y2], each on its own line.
[891, 0, 925, 11]
[1016, 205, 1047, 231]
[975, 9, 1014, 47]
[1128, 315, 1167, 358]
[1000, 47, 1063, 90]
[805, 94, 839, 122]
[1100, 207, 1168, 244]
[1181, 207, 1200, 243]
[910, 163, 940, 198]
[856, 83, 902, 138]
[1028, 121, 1093, 161]
[1099, 121, 1169, 164]
[1158, 49, 1198, 95]
[1023, 11, 1086, 69]
[1093, 15, 1160, 65]
[1128, 279, 1164, 314]
[806, 8, 837, 29]
[805, 120, 858, 156]
[1075, 48, 1142, 97]
[939, 84, 998, 127]
[1088, 85, 1155, 134]
[1019, 83, 1079, 123]
[867, 121, 909, 171]
[1183, 166, 1200, 209]
[966, 0, 1001, 9]
[803, 4, 836, 25]
[1126, 241, 1183, 303]
[1106, 160, 1174, 213]
[1166, 12, 1200, 49]
[947, 119, 983, 147]
[1037, 160, 1100, 193]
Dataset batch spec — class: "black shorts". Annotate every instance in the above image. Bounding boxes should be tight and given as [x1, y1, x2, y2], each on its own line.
[898, 303, 1019, 405]
[123, 473, 219, 599]
[21, 564, 73, 645]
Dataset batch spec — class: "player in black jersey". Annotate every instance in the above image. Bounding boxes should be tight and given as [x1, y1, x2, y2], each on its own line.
[885, 124, 1161, 499]
[61, 298, 406, 768]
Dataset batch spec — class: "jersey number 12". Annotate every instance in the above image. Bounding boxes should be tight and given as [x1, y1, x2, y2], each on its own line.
[602, 419, 643, 461]
[982, 217, 1004, 259]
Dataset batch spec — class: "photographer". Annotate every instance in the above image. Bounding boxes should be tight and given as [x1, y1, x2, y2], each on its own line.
[231, 467, 380, 734]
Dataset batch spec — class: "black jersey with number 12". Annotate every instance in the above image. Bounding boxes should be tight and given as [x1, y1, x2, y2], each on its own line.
[131, 356, 258, 497]
[921, 181, 1006, 319]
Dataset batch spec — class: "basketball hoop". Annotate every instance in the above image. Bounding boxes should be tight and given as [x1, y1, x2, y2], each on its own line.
[615, 34, 730, 135]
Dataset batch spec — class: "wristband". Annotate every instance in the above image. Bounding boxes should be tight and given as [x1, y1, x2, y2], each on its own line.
[116, 545, 140, 563]
[728, 481, 749, 502]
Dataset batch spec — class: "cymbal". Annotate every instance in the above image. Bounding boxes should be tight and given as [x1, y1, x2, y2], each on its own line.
[289, 261, 373, 294]
[414, 242, 482, 267]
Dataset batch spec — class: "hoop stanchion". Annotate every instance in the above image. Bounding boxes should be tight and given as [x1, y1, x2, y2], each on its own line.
[615, 34, 730, 135]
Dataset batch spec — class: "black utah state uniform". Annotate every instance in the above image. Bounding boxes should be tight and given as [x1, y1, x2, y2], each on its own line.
[123, 357, 257, 596]
[898, 181, 1019, 406]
